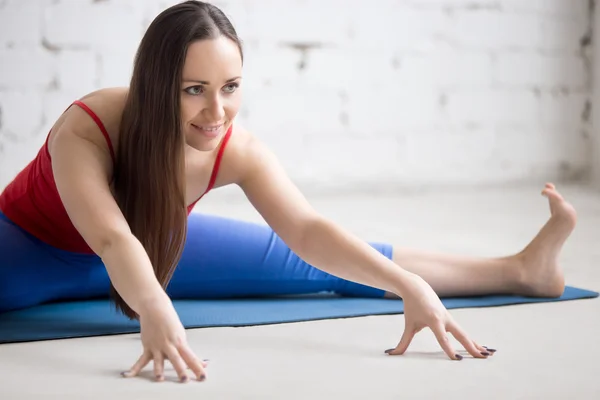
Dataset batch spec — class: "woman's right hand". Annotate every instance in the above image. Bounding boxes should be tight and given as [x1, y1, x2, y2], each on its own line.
[121, 299, 207, 382]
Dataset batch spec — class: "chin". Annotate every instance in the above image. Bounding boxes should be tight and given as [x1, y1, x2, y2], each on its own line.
[185, 133, 223, 152]
[186, 139, 220, 152]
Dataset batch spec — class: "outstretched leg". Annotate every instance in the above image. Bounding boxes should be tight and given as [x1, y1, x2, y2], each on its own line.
[167, 213, 391, 299]
[385, 183, 576, 298]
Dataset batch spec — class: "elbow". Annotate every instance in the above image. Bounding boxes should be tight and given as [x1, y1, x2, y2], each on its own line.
[93, 228, 133, 258]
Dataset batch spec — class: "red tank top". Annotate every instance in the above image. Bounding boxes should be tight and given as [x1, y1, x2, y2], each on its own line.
[0, 100, 233, 254]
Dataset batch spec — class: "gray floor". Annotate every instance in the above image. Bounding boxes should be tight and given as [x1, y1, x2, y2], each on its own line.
[1, 183, 599, 399]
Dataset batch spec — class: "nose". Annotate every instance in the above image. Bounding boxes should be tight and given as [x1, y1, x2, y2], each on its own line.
[204, 95, 225, 122]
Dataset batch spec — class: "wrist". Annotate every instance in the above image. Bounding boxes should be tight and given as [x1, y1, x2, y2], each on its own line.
[390, 268, 418, 298]
[137, 291, 172, 316]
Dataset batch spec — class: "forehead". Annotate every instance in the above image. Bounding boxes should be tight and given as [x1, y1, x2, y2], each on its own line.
[182, 36, 242, 80]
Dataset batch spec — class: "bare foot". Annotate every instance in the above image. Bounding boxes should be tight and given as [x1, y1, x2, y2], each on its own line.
[514, 183, 577, 297]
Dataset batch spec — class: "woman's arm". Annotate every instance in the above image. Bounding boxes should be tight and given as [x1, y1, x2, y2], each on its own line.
[51, 113, 168, 314]
[51, 107, 206, 380]
[236, 133, 411, 297]
[234, 128, 488, 360]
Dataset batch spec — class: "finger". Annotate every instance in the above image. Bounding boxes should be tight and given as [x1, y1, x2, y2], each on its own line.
[179, 345, 207, 381]
[153, 352, 165, 382]
[431, 322, 461, 361]
[165, 346, 190, 383]
[187, 359, 209, 369]
[386, 326, 418, 356]
[122, 351, 152, 377]
[471, 341, 497, 356]
[473, 342, 492, 356]
[447, 322, 487, 359]
[483, 346, 497, 354]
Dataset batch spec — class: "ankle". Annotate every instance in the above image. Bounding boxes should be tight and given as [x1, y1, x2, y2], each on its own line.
[504, 252, 528, 294]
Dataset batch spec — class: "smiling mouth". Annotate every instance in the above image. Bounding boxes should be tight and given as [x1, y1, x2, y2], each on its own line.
[191, 123, 224, 138]
[195, 124, 222, 130]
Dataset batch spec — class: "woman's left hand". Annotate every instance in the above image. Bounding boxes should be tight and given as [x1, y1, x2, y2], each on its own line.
[385, 273, 495, 360]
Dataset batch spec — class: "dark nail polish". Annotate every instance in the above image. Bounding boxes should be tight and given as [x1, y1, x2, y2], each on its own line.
[180, 376, 189, 383]
[120, 371, 128, 377]
[203, 358, 210, 362]
[483, 347, 497, 352]
[455, 354, 463, 360]
[198, 374, 206, 381]
[384, 348, 394, 354]
[481, 352, 490, 356]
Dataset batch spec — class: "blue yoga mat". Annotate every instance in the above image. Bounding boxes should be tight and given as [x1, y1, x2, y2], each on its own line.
[0, 286, 597, 344]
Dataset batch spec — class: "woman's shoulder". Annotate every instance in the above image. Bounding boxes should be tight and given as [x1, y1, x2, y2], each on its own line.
[74, 87, 129, 144]
[49, 87, 128, 154]
[211, 122, 270, 188]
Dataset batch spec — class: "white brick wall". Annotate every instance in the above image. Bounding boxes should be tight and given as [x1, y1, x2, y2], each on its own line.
[0, 0, 594, 192]
[593, 0, 600, 190]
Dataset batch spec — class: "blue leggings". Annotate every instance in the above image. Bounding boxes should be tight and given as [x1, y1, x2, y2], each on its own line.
[0, 211, 391, 313]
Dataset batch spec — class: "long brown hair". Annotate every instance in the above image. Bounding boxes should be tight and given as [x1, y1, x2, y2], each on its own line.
[113, 1, 243, 319]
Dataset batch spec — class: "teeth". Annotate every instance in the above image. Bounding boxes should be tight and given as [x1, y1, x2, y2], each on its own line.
[198, 125, 220, 131]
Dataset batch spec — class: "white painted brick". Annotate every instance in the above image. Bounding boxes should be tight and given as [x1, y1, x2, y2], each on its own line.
[538, 91, 589, 128]
[242, 81, 344, 137]
[446, 11, 542, 50]
[0, 134, 48, 187]
[444, 90, 539, 126]
[0, 91, 43, 138]
[55, 50, 97, 93]
[593, 0, 600, 189]
[412, 0, 588, 20]
[303, 49, 493, 91]
[405, 0, 498, 7]
[43, 0, 144, 53]
[350, 5, 447, 52]
[344, 86, 439, 132]
[491, 127, 589, 178]
[40, 91, 90, 139]
[0, 49, 56, 89]
[397, 52, 493, 88]
[499, 0, 589, 19]
[0, 0, 594, 190]
[301, 46, 399, 90]
[539, 18, 589, 52]
[493, 54, 587, 88]
[0, 0, 43, 47]
[241, 43, 302, 89]
[243, 0, 351, 45]
[302, 135, 402, 184]
[256, 131, 308, 179]
[401, 129, 500, 185]
[98, 51, 135, 88]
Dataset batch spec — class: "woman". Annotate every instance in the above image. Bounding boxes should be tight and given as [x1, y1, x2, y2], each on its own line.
[0, 1, 575, 383]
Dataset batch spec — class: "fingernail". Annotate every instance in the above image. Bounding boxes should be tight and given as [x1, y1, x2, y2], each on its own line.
[180, 376, 189, 383]
[384, 348, 394, 354]
[455, 354, 463, 360]
[483, 347, 497, 352]
[155, 375, 163, 381]
[198, 374, 206, 381]
[203, 358, 210, 362]
[120, 371, 130, 378]
[480, 352, 490, 356]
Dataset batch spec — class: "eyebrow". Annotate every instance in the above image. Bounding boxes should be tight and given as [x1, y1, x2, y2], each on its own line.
[183, 76, 242, 85]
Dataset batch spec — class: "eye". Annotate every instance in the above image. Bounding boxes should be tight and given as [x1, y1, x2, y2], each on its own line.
[223, 82, 239, 93]
[184, 86, 203, 95]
